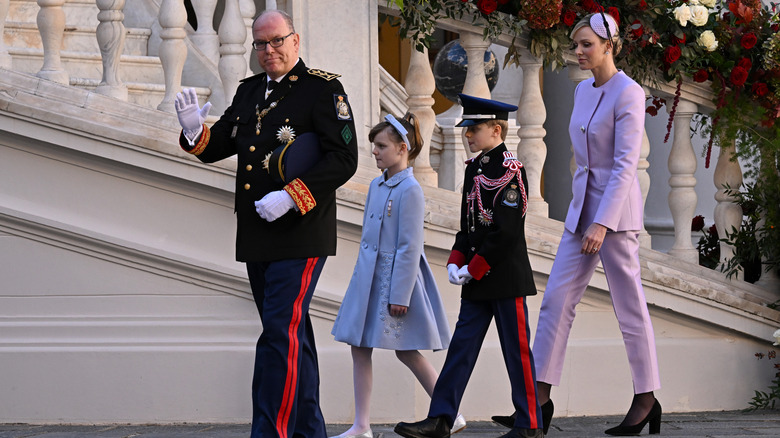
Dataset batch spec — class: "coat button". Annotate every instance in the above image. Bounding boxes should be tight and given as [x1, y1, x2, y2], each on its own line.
[370, 213, 374, 218]
[373, 245, 377, 251]
[362, 243, 368, 249]
[246, 164, 253, 171]
[249, 146, 256, 152]
[244, 183, 251, 190]
[584, 165, 589, 172]
[580, 125, 585, 132]
[477, 168, 482, 174]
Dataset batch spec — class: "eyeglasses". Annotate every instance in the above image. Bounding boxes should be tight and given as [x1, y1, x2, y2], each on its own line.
[252, 32, 294, 51]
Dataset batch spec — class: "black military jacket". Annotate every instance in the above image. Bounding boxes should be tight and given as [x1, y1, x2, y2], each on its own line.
[180, 60, 358, 262]
[448, 143, 537, 300]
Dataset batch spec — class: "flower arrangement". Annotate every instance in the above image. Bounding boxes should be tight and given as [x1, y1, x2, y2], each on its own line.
[389, 0, 779, 283]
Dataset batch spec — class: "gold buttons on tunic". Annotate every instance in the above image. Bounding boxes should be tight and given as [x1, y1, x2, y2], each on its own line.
[246, 164, 253, 171]
[249, 146, 256, 152]
[244, 183, 251, 190]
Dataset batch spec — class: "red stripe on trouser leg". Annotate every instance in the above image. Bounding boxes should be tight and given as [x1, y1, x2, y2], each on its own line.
[515, 297, 539, 429]
[275, 257, 318, 438]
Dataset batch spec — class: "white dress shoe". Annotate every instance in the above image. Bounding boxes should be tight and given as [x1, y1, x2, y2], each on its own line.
[328, 429, 373, 438]
[451, 414, 467, 434]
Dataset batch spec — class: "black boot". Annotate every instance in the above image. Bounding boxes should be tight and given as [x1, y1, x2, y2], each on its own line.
[498, 427, 544, 438]
[394, 416, 451, 438]
[492, 400, 553, 434]
[491, 411, 515, 429]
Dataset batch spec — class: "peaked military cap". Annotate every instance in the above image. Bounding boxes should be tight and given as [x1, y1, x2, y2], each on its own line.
[265, 132, 322, 184]
[456, 93, 518, 127]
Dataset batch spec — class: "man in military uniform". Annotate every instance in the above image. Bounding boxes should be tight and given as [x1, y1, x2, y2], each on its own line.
[394, 94, 543, 438]
[174, 9, 358, 438]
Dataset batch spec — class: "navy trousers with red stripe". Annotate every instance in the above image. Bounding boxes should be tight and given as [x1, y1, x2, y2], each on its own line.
[428, 297, 542, 429]
[247, 257, 327, 438]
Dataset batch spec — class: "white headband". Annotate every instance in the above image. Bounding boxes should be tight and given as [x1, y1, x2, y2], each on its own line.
[590, 13, 617, 41]
[384, 114, 411, 151]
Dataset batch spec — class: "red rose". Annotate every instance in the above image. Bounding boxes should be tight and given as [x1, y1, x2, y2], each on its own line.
[693, 68, 709, 82]
[639, 0, 648, 10]
[663, 46, 681, 65]
[708, 224, 718, 237]
[608, 7, 620, 24]
[630, 20, 643, 38]
[730, 66, 749, 87]
[581, 0, 602, 13]
[671, 33, 686, 45]
[646, 106, 658, 116]
[772, 24, 780, 32]
[752, 82, 769, 96]
[741, 33, 758, 50]
[691, 215, 705, 232]
[562, 9, 577, 26]
[477, 0, 498, 14]
[737, 57, 752, 70]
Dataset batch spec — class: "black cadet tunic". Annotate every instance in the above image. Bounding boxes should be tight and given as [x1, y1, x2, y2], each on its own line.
[180, 60, 358, 262]
[447, 143, 537, 300]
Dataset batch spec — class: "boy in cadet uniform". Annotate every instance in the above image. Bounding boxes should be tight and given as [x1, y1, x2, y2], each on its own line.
[394, 94, 543, 438]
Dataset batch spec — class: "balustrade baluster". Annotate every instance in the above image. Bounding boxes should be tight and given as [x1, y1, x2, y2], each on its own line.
[516, 47, 548, 217]
[157, 0, 187, 112]
[637, 87, 652, 248]
[190, 0, 219, 63]
[405, 43, 437, 187]
[713, 140, 742, 276]
[0, 0, 12, 69]
[217, 0, 246, 107]
[36, 0, 68, 84]
[239, 0, 256, 70]
[667, 99, 699, 263]
[95, 0, 128, 100]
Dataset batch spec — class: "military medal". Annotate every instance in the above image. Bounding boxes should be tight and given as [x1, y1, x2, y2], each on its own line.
[481, 155, 490, 164]
[478, 209, 493, 226]
[262, 152, 273, 171]
[255, 96, 285, 135]
[276, 125, 296, 144]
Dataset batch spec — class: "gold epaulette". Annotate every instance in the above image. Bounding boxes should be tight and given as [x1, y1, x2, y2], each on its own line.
[307, 68, 341, 81]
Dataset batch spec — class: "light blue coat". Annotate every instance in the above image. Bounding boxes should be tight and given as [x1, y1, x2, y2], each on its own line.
[331, 168, 451, 350]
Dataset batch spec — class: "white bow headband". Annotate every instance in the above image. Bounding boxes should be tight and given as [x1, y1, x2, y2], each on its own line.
[384, 114, 412, 151]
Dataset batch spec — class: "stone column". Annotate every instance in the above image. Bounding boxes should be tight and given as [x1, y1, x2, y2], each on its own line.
[516, 47, 548, 217]
[95, 0, 128, 100]
[0, 0, 12, 69]
[713, 140, 742, 275]
[190, 0, 220, 63]
[36, 0, 69, 84]
[217, 0, 247, 106]
[239, 0, 256, 71]
[156, 0, 188, 112]
[405, 43, 437, 187]
[637, 87, 653, 248]
[667, 99, 699, 263]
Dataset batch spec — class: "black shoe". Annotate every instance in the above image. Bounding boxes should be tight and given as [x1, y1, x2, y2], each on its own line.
[492, 400, 553, 434]
[541, 399, 554, 435]
[498, 427, 544, 438]
[394, 416, 451, 438]
[605, 399, 662, 436]
[491, 412, 515, 429]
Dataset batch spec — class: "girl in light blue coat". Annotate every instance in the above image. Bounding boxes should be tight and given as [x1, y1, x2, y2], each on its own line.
[330, 113, 462, 438]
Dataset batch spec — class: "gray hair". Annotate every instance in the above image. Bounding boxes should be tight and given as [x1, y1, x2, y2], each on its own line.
[253, 9, 295, 34]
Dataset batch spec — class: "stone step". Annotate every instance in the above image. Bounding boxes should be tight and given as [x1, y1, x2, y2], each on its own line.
[70, 77, 212, 110]
[3, 21, 151, 56]
[9, 47, 166, 84]
[9, 0, 102, 28]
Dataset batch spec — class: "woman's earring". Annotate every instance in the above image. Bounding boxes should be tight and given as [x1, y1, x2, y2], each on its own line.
[605, 50, 610, 54]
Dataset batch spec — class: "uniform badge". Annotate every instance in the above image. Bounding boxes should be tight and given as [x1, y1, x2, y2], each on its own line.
[341, 124, 353, 145]
[262, 152, 273, 171]
[307, 68, 341, 81]
[478, 209, 493, 226]
[276, 125, 296, 144]
[502, 183, 520, 208]
[289, 75, 298, 82]
[480, 155, 490, 164]
[334, 94, 353, 121]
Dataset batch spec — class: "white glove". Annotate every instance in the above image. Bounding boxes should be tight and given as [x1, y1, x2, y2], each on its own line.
[457, 265, 473, 284]
[447, 264, 461, 285]
[255, 190, 296, 222]
[174, 88, 212, 141]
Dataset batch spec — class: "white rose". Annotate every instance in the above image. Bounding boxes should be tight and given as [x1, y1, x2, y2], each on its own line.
[690, 5, 709, 27]
[674, 5, 692, 26]
[774, 329, 780, 346]
[697, 30, 718, 51]
[699, 0, 716, 7]
[689, 0, 700, 4]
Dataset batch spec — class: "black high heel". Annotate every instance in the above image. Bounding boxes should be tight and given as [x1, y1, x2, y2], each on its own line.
[605, 399, 662, 436]
[541, 399, 554, 435]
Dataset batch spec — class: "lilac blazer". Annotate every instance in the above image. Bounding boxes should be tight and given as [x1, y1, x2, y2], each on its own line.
[565, 71, 645, 234]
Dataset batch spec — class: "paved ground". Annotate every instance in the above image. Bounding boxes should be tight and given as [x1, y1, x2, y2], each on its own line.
[1, 410, 779, 437]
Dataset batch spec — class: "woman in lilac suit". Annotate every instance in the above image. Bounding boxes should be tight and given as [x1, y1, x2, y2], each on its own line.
[494, 12, 662, 437]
